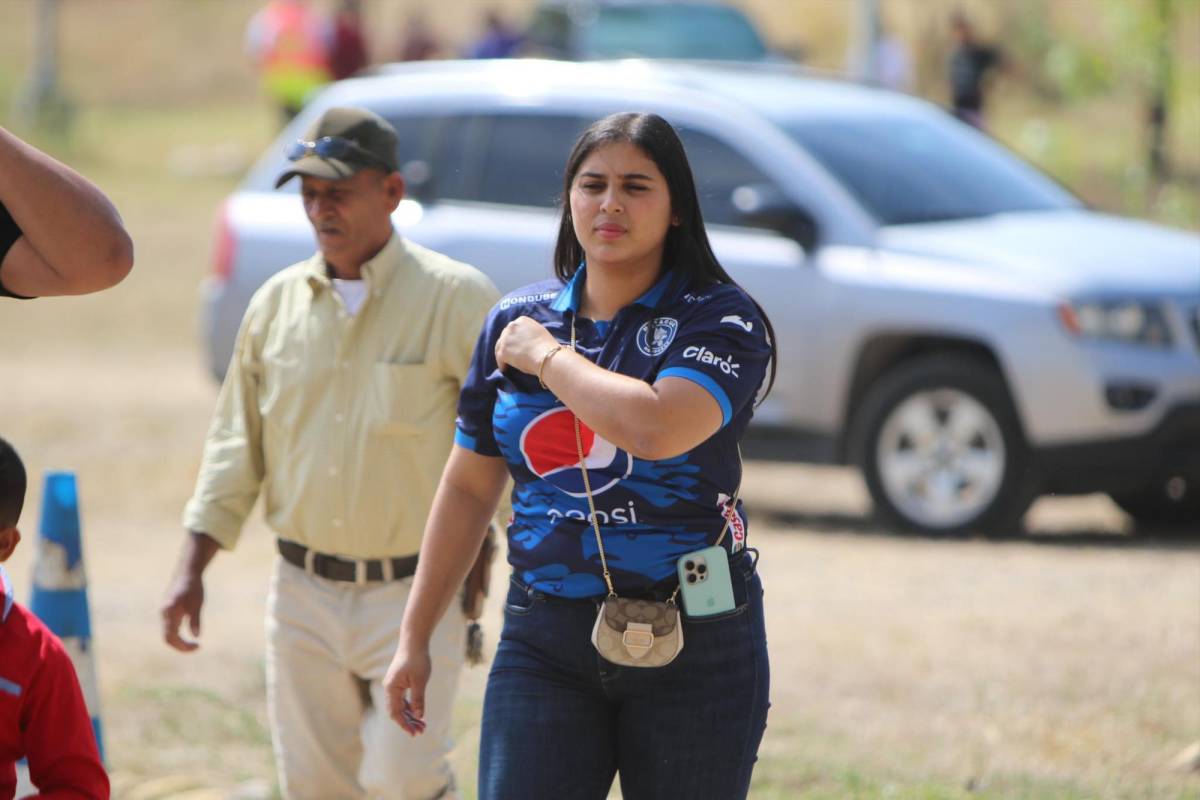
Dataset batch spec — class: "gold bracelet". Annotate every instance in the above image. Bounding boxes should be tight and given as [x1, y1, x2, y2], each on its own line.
[537, 344, 564, 389]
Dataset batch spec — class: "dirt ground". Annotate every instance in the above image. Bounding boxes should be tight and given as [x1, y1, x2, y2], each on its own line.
[3, 274, 1198, 798]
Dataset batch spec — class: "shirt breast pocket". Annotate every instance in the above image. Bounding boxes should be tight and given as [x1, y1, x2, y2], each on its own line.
[370, 362, 447, 436]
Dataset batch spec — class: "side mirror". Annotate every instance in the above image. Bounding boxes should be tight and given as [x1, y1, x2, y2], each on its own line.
[732, 183, 818, 253]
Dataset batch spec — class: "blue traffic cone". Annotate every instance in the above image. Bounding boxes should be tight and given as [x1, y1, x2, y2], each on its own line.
[28, 471, 105, 762]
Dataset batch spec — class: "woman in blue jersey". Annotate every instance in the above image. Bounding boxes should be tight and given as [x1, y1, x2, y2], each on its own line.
[385, 112, 777, 800]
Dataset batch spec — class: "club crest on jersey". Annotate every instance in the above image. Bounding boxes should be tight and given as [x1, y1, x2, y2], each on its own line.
[636, 317, 678, 357]
[519, 407, 632, 497]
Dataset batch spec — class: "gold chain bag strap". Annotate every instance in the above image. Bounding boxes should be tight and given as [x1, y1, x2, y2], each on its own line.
[563, 316, 740, 668]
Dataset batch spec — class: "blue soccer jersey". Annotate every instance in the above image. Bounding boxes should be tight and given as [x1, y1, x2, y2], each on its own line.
[455, 266, 771, 598]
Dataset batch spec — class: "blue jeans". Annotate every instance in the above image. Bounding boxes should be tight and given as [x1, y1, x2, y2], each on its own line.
[479, 550, 770, 800]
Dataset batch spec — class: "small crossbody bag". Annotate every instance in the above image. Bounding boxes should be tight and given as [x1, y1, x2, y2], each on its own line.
[563, 315, 740, 668]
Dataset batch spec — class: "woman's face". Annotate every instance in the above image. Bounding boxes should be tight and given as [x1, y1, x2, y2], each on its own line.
[569, 141, 674, 275]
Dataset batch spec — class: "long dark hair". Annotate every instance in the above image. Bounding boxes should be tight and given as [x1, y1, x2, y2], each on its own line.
[553, 111, 777, 399]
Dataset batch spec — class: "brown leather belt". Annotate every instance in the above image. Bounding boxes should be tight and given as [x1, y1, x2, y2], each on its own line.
[277, 539, 418, 584]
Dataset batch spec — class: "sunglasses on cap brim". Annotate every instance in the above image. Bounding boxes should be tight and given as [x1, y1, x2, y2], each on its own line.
[286, 136, 393, 172]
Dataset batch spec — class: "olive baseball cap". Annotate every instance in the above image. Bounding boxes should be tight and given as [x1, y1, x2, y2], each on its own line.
[274, 106, 400, 188]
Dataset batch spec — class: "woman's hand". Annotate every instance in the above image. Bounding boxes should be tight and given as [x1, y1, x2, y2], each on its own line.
[383, 642, 431, 736]
[495, 316, 560, 375]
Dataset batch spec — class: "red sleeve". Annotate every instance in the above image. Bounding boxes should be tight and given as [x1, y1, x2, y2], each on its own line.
[20, 619, 108, 799]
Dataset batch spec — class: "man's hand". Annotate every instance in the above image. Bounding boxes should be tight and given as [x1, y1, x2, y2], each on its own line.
[160, 531, 221, 652]
[161, 572, 205, 652]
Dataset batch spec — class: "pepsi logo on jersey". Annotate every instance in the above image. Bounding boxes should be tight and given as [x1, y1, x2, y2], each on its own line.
[519, 406, 632, 497]
[547, 501, 640, 526]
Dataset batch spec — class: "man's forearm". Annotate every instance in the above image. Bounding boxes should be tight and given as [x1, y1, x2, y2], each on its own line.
[178, 531, 223, 577]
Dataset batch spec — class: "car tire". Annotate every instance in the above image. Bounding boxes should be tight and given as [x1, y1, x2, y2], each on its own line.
[851, 354, 1035, 536]
[1109, 481, 1200, 533]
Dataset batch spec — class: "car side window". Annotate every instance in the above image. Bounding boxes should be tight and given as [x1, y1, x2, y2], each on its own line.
[676, 127, 780, 228]
[384, 114, 438, 168]
[424, 115, 482, 202]
[476, 114, 593, 208]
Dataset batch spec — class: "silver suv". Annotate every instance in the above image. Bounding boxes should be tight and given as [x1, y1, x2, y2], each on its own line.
[203, 59, 1200, 534]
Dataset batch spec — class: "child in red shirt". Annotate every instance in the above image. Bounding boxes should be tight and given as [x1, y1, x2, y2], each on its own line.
[0, 438, 108, 799]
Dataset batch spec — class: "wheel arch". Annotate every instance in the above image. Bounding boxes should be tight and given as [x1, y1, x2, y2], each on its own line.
[837, 333, 1027, 463]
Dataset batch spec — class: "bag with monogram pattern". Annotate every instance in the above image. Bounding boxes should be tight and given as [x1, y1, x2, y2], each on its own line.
[590, 595, 684, 667]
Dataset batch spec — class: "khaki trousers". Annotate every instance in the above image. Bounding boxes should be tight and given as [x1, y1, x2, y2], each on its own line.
[266, 558, 465, 799]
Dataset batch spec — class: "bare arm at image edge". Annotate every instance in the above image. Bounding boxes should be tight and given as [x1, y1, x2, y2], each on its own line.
[0, 127, 134, 298]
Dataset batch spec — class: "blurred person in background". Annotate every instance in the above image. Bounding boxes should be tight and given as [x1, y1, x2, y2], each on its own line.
[466, 9, 523, 59]
[330, 0, 370, 80]
[852, 16, 911, 93]
[874, 21, 912, 93]
[0, 126, 133, 298]
[394, 12, 441, 62]
[245, 0, 332, 123]
[948, 11, 1003, 128]
[383, 112, 774, 800]
[160, 107, 498, 800]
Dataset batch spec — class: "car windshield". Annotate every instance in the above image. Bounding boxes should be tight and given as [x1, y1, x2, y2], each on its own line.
[581, 6, 769, 61]
[785, 115, 1079, 225]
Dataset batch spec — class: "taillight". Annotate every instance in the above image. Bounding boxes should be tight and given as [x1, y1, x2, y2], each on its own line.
[211, 200, 234, 282]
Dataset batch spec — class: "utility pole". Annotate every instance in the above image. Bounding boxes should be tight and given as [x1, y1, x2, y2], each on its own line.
[849, 0, 881, 84]
[13, 0, 70, 133]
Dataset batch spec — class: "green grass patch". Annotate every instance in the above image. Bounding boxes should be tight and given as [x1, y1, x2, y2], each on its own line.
[110, 683, 275, 789]
[115, 683, 272, 747]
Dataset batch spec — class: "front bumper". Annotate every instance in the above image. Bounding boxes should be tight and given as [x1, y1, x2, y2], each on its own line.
[1035, 402, 1200, 495]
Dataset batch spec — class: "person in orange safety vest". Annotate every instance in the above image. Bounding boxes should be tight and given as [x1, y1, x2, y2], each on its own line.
[245, 0, 333, 123]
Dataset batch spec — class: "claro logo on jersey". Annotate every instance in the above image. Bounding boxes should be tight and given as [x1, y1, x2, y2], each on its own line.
[519, 407, 632, 497]
[682, 346, 740, 378]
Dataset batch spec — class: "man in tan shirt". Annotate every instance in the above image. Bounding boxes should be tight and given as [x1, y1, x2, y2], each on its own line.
[160, 107, 498, 799]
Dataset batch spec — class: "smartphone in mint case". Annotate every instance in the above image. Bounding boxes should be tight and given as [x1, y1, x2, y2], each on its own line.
[677, 546, 736, 618]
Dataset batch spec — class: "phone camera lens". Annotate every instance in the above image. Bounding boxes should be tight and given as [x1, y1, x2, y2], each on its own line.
[697, 564, 707, 574]
[684, 561, 695, 571]
[686, 574, 697, 584]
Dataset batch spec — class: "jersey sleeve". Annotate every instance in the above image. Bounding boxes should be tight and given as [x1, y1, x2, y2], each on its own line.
[655, 288, 771, 428]
[454, 304, 504, 456]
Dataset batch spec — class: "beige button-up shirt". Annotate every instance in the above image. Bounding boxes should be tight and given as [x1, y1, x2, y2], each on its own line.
[183, 233, 499, 558]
